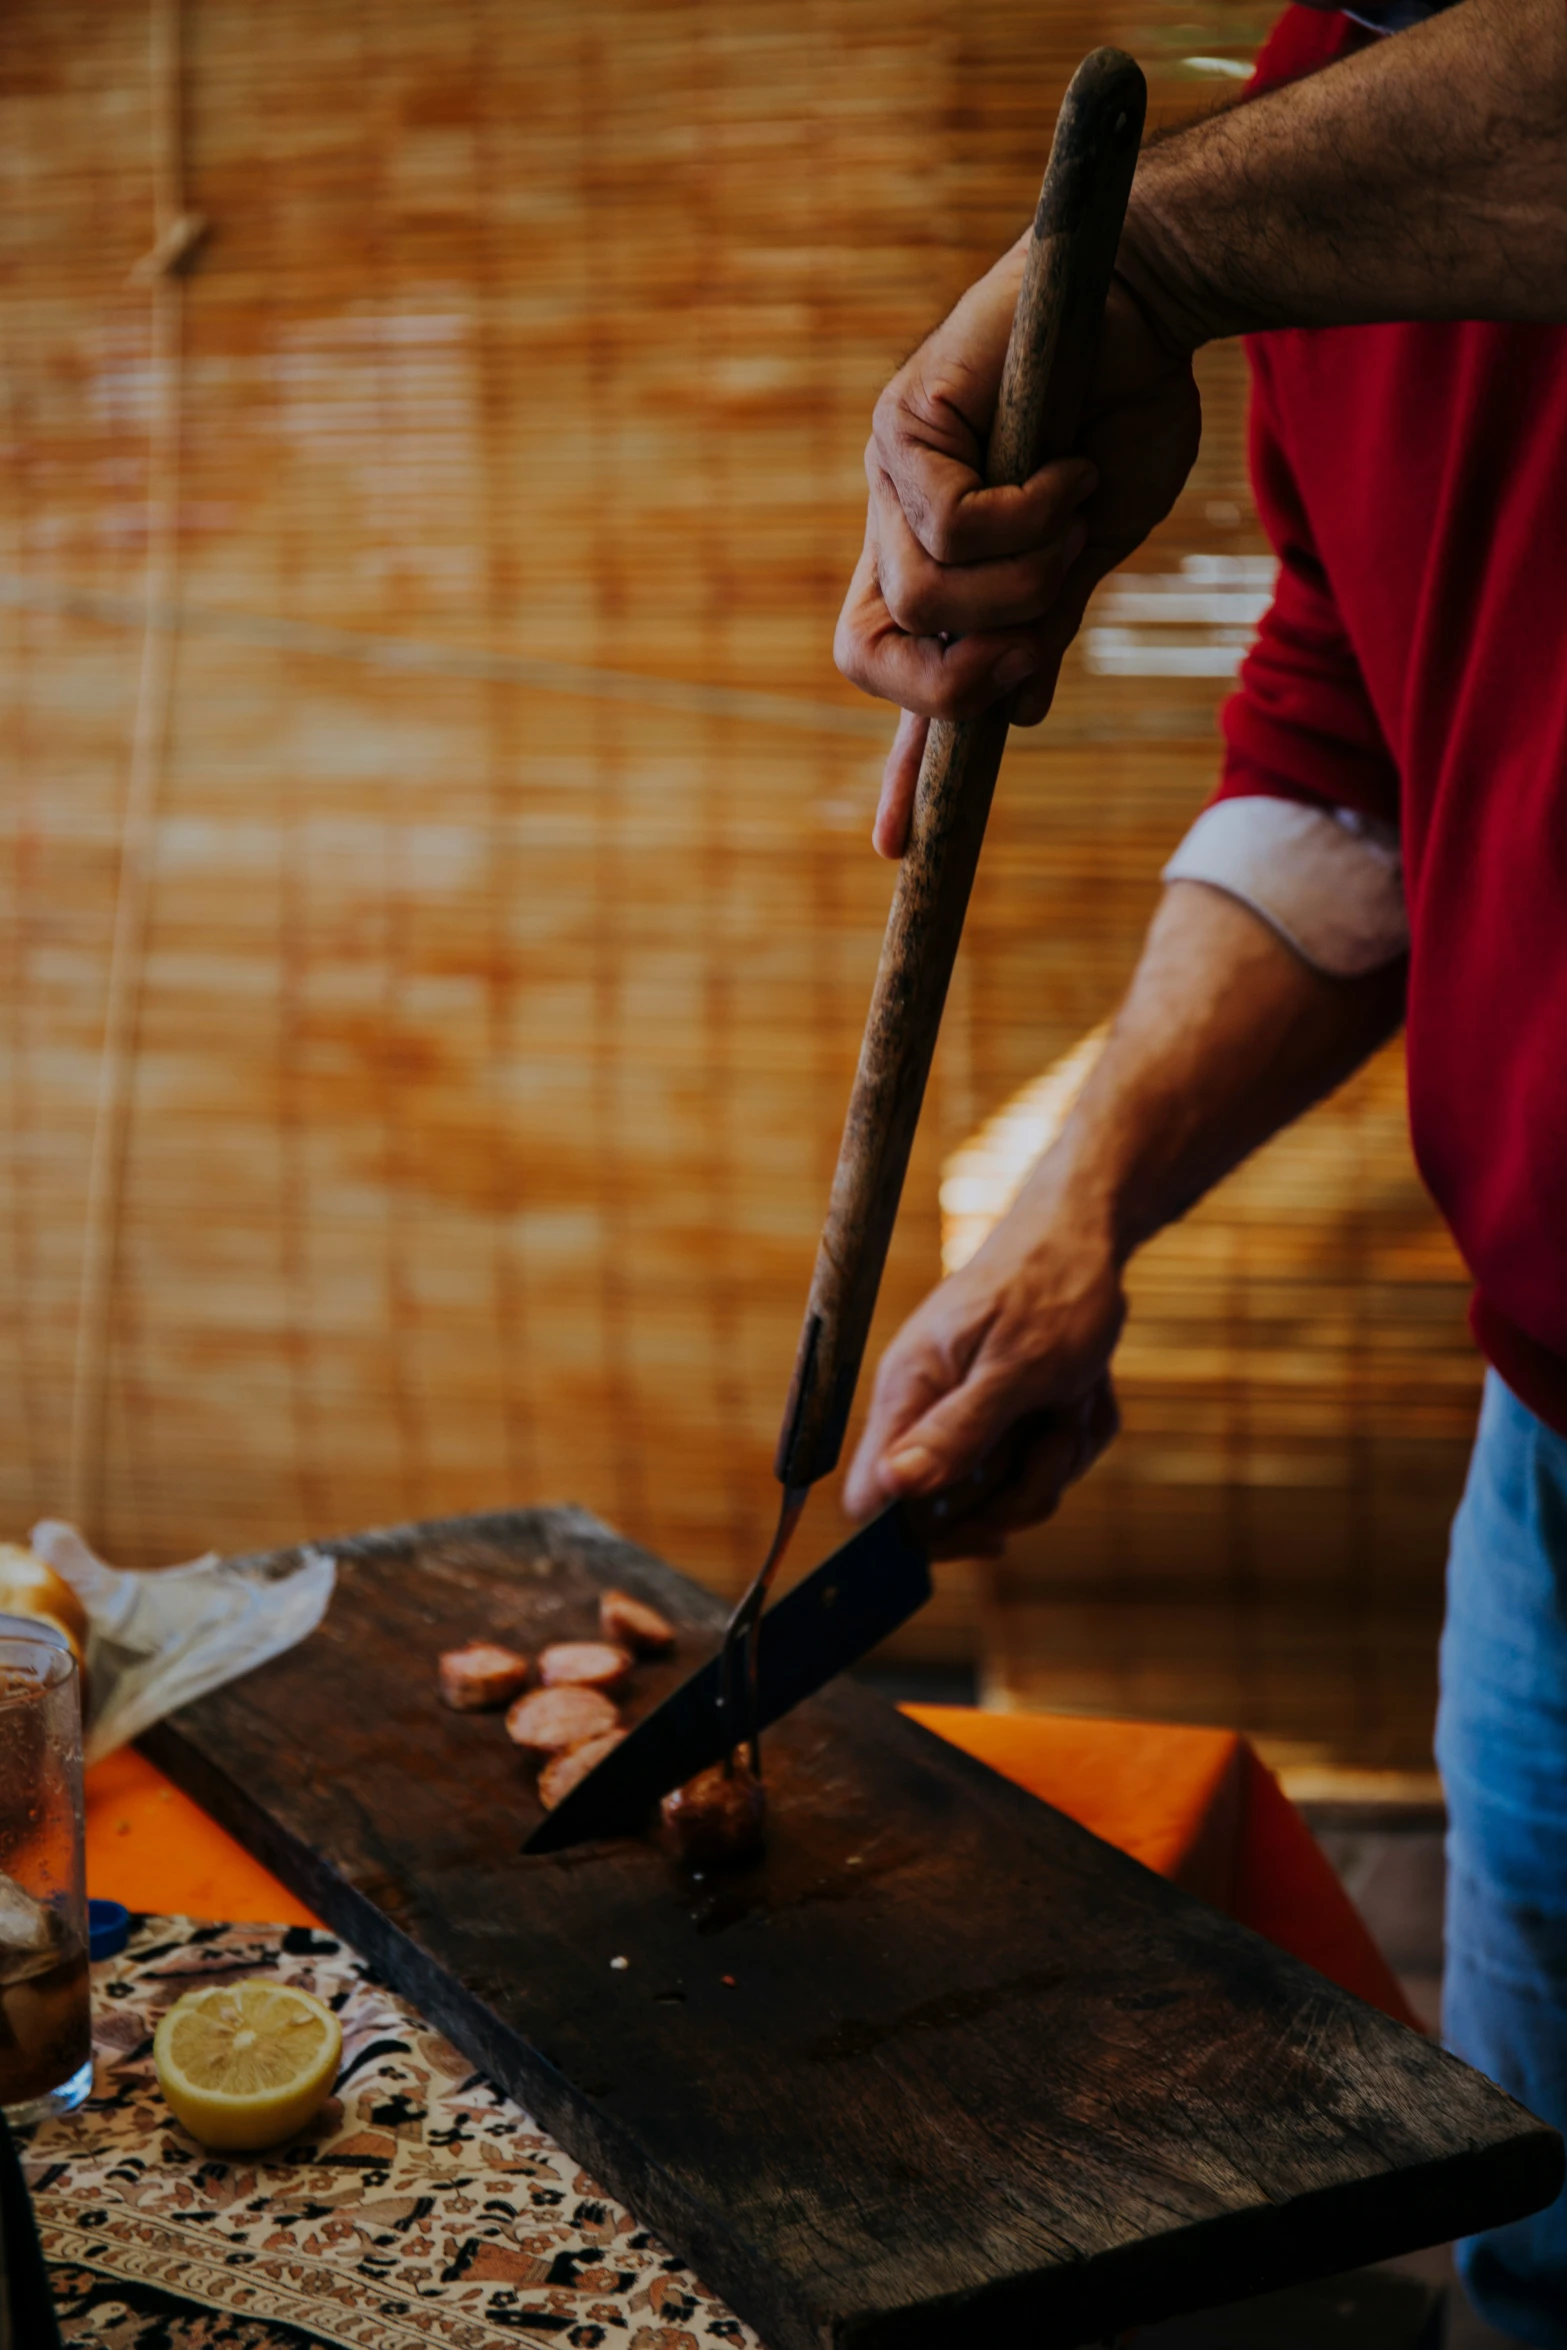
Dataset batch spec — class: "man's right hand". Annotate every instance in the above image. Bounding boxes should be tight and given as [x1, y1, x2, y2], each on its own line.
[838, 872, 1412, 1553]
[835, 230, 1203, 858]
[841, 1187, 1127, 1556]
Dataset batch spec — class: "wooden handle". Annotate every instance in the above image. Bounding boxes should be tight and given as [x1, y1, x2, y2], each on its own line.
[775, 47, 1146, 1493]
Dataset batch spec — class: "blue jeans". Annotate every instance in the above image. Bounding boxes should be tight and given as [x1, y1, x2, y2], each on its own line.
[1437, 1371, 1567, 2345]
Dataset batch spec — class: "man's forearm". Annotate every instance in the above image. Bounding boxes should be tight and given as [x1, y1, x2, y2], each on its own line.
[843, 880, 1404, 1523]
[1018, 880, 1407, 1261]
[1125, 0, 1567, 344]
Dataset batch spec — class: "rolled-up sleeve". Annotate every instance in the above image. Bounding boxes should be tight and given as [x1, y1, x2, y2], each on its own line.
[1164, 796, 1407, 976]
[1164, 342, 1408, 979]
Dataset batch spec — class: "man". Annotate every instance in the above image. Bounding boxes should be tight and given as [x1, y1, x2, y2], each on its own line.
[833, 0, 1567, 2337]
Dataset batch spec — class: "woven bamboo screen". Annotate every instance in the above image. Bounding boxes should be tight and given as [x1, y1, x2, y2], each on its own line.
[943, 1033, 1477, 1769]
[1, 0, 1477, 1760]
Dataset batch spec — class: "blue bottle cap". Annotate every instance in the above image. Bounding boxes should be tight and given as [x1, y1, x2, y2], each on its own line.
[88, 1897, 130, 1961]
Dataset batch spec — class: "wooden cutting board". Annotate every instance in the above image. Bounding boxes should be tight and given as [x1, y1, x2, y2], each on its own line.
[141, 1510, 1561, 2350]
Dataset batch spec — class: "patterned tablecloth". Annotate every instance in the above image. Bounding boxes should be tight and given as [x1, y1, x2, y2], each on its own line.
[19, 1914, 761, 2350]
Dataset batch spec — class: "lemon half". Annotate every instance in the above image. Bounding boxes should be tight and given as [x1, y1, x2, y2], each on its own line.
[154, 1978, 342, 2151]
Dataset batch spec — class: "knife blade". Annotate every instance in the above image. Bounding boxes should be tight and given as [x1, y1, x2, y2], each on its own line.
[522, 1499, 931, 1854]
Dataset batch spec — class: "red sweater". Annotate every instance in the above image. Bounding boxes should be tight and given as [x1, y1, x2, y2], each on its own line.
[1218, 4, 1567, 1432]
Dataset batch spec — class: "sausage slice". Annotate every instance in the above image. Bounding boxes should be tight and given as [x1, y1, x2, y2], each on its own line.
[505, 1684, 620, 1757]
[599, 1588, 676, 1657]
[660, 1760, 766, 1868]
[538, 1640, 633, 1695]
[438, 1641, 531, 1712]
[538, 1731, 627, 1811]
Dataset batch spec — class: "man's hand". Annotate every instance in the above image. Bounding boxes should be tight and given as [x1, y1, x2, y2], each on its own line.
[842, 1187, 1126, 1556]
[839, 0, 1567, 858]
[835, 239, 1201, 857]
[841, 883, 1410, 1548]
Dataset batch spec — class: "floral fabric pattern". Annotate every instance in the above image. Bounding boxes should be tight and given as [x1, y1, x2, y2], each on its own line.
[21, 1915, 760, 2350]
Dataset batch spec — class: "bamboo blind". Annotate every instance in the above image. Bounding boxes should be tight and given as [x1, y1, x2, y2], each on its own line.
[0, 0, 1477, 1764]
[943, 1032, 1476, 1768]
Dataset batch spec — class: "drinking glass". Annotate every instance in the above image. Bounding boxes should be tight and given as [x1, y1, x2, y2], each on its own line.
[0, 1629, 91, 2125]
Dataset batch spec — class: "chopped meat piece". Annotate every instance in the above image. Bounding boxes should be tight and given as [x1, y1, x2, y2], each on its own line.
[599, 1587, 676, 1657]
[538, 1640, 633, 1696]
[660, 1760, 766, 1868]
[505, 1683, 620, 1757]
[438, 1641, 531, 1712]
[538, 1730, 626, 1811]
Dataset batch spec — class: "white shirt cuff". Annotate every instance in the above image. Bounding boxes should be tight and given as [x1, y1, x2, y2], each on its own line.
[1161, 797, 1409, 978]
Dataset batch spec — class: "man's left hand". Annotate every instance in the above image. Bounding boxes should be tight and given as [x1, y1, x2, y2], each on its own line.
[835, 235, 1202, 859]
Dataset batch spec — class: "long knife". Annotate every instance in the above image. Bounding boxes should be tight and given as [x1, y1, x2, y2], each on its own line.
[523, 1501, 930, 1854]
[522, 1413, 1062, 1856]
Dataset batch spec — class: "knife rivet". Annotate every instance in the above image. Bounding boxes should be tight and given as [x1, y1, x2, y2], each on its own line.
[610, 1955, 629, 1971]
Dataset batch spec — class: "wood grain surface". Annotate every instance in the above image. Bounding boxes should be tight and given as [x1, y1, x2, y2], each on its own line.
[142, 1511, 1561, 2350]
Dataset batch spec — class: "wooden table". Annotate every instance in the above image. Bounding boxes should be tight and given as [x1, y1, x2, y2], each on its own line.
[140, 1508, 1562, 2350]
[86, 1707, 1415, 2023]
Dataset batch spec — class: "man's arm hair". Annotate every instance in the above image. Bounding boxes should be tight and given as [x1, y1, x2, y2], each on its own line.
[1127, 0, 1567, 345]
[1042, 879, 1408, 1262]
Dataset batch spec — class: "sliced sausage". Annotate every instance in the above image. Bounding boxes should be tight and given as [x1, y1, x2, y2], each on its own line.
[505, 1683, 620, 1757]
[538, 1730, 626, 1811]
[438, 1641, 531, 1712]
[538, 1640, 633, 1696]
[660, 1759, 766, 1868]
[599, 1587, 676, 1657]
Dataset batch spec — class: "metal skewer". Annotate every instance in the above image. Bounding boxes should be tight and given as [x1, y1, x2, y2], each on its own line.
[719, 1483, 807, 1775]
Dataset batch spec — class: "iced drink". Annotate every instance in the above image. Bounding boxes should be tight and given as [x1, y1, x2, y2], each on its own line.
[0, 1627, 91, 2124]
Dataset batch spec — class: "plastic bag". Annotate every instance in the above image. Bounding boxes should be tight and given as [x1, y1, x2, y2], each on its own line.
[28, 1521, 336, 1767]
